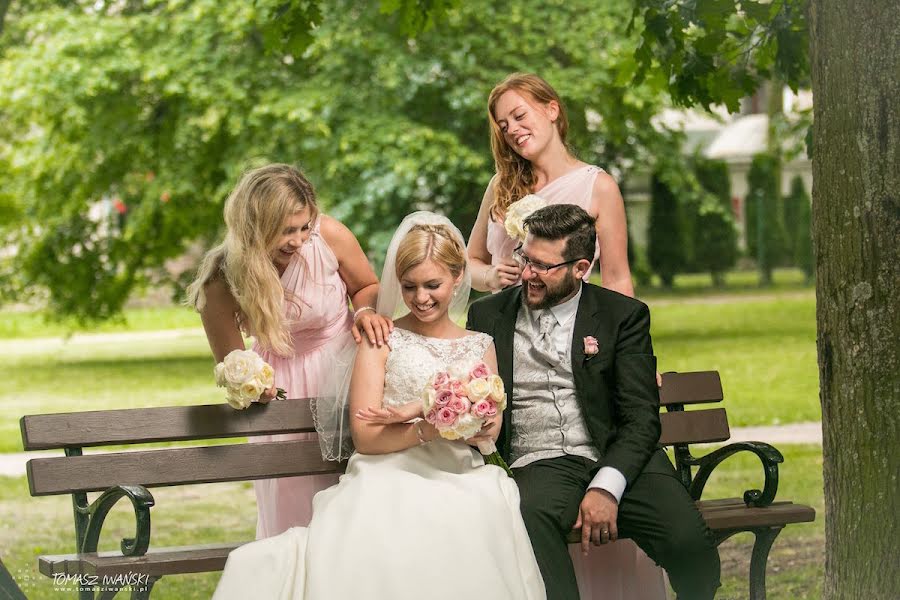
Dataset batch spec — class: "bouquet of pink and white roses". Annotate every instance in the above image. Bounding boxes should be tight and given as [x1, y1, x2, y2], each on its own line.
[422, 359, 513, 476]
[214, 349, 286, 410]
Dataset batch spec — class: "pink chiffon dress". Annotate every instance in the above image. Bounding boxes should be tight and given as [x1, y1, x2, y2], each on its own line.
[486, 165, 669, 600]
[251, 216, 354, 539]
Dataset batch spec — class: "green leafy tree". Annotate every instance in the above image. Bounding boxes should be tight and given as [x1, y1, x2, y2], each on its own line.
[647, 174, 685, 287]
[630, 0, 809, 111]
[691, 157, 737, 286]
[746, 153, 787, 285]
[784, 175, 813, 282]
[0, 0, 681, 321]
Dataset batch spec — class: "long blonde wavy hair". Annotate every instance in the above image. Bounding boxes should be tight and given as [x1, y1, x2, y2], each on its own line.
[487, 73, 570, 221]
[187, 164, 318, 356]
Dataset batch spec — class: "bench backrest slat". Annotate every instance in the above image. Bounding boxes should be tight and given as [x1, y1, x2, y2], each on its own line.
[20, 402, 316, 450]
[26, 440, 341, 496]
[658, 408, 730, 445]
[659, 371, 723, 406]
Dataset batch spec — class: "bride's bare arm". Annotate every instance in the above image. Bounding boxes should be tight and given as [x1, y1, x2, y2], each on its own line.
[349, 338, 438, 454]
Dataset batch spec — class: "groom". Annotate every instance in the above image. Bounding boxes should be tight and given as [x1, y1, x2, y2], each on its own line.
[467, 204, 720, 600]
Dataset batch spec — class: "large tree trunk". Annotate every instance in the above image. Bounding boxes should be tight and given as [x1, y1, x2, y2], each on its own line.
[809, 2, 900, 599]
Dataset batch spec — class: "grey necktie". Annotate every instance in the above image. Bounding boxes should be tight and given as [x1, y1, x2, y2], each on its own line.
[536, 310, 560, 364]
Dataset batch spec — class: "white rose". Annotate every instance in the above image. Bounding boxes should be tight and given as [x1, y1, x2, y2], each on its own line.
[466, 378, 491, 402]
[214, 363, 227, 387]
[225, 385, 252, 410]
[258, 363, 275, 389]
[239, 378, 265, 403]
[448, 360, 473, 382]
[422, 387, 437, 411]
[504, 194, 547, 242]
[488, 375, 505, 405]
[222, 350, 257, 385]
[453, 413, 484, 440]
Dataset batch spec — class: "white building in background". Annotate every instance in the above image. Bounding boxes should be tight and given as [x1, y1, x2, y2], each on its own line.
[624, 87, 813, 251]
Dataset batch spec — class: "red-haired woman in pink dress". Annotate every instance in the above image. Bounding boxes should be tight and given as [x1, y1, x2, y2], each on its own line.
[468, 73, 667, 600]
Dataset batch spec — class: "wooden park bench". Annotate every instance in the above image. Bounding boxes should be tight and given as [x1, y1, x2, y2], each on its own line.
[20, 370, 814, 599]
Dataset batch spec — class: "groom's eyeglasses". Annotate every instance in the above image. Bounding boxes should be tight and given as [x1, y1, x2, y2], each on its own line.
[512, 245, 585, 275]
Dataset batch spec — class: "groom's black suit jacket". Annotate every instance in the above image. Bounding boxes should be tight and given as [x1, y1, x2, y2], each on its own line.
[466, 282, 663, 487]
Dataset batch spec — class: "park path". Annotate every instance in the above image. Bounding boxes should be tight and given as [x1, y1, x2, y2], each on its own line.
[0, 422, 822, 477]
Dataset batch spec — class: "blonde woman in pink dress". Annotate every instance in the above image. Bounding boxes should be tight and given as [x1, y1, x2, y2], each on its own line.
[467, 74, 667, 600]
[187, 163, 392, 539]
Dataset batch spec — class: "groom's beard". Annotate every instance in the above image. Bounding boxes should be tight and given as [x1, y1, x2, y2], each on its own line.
[523, 271, 579, 310]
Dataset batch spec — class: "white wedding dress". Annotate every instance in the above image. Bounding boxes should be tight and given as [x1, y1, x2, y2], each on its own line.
[214, 328, 547, 600]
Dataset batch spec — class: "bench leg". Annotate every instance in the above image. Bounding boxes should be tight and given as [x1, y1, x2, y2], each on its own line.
[129, 575, 160, 600]
[749, 525, 783, 600]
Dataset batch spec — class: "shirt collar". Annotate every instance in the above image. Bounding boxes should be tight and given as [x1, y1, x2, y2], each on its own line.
[529, 283, 583, 328]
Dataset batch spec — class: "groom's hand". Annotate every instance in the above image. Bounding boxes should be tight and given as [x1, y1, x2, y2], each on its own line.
[573, 488, 619, 554]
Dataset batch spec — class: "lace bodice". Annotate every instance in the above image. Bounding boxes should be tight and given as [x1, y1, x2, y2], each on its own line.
[383, 328, 493, 408]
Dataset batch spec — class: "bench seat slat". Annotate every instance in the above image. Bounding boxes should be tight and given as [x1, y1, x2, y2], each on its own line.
[699, 502, 816, 530]
[659, 371, 723, 406]
[39, 543, 242, 578]
[658, 408, 730, 445]
[20, 402, 316, 450]
[27, 440, 342, 496]
[566, 500, 815, 543]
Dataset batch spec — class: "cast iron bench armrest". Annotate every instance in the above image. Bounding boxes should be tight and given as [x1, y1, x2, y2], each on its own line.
[82, 485, 155, 556]
[686, 441, 783, 507]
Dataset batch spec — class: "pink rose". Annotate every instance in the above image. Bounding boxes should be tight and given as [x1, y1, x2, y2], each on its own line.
[448, 396, 471, 415]
[486, 402, 498, 417]
[425, 408, 438, 423]
[583, 336, 599, 356]
[469, 361, 491, 380]
[432, 371, 451, 390]
[434, 389, 454, 407]
[448, 380, 466, 397]
[436, 407, 458, 427]
[472, 400, 493, 418]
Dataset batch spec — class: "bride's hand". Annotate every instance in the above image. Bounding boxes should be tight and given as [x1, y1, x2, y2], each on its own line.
[355, 403, 423, 425]
[464, 414, 501, 446]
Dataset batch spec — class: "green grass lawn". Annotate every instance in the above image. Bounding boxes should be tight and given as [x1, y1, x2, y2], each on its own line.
[1, 445, 823, 599]
[634, 267, 812, 299]
[650, 295, 819, 426]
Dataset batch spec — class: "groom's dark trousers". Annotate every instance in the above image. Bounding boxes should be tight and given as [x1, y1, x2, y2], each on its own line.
[468, 283, 720, 600]
[514, 452, 719, 600]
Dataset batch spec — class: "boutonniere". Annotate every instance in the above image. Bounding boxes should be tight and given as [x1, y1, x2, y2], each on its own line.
[583, 336, 599, 362]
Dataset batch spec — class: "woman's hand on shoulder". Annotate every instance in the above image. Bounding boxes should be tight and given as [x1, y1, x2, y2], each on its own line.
[353, 310, 393, 347]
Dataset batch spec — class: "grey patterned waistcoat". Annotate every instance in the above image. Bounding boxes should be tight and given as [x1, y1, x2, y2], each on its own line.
[509, 306, 601, 468]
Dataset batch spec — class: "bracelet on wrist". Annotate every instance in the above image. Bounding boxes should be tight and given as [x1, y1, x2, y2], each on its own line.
[353, 306, 376, 321]
[414, 421, 427, 445]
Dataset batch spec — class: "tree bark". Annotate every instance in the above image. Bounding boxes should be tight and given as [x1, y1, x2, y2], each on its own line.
[809, 1, 900, 598]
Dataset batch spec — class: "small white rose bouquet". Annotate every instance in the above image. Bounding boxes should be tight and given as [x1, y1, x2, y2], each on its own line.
[422, 359, 513, 476]
[214, 349, 286, 410]
[504, 194, 548, 242]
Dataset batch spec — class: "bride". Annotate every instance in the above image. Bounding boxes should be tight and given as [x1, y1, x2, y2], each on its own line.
[213, 212, 546, 600]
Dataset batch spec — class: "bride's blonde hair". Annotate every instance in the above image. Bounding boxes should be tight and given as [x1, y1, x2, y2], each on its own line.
[186, 164, 318, 356]
[487, 73, 570, 221]
[395, 224, 466, 279]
